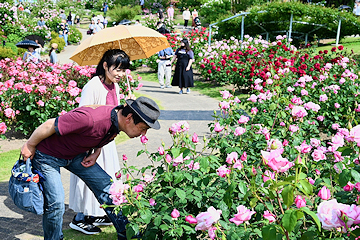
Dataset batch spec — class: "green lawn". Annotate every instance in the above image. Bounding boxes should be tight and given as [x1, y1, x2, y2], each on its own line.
[316, 37, 360, 55]
[0, 149, 19, 181]
[63, 226, 117, 240]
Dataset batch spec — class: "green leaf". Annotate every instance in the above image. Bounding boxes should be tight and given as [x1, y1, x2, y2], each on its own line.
[338, 147, 352, 156]
[26, 105, 32, 111]
[127, 223, 139, 240]
[249, 197, 258, 208]
[238, 180, 247, 194]
[140, 209, 152, 224]
[262, 225, 279, 240]
[184, 172, 192, 181]
[300, 231, 317, 240]
[281, 185, 294, 208]
[298, 179, 313, 195]
[282, 209, 297, 233]
[351, 169, 360, 182]
[339, 169, 351, 187]
[154, 216, 162, 226]
[174, 226, 183, 236]
[200, 157, 209, 171]
[176, 189, 186, 200]
[300, 207, 321, 231]
[159, 224, 169, 231]
[182, 148, 191, 157]
[137, 149, 145, 157]
[171, 148, 180, 158]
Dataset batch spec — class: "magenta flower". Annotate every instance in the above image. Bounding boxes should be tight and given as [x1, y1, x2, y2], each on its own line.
[261, 149, 294, 172]
[310, 138, 321, 147]
[240, 151, 247, 161]
[157, 146, 165, 155]
[234, 127, 246, 136]
[149, 198, 157, 206]
[122, 154, 128, 161]
[140, 135, 148, 144]
[295, 195, 306, 208]
[291, 106, 308, 119]
[192, 132, 199, 143]
[208, 227, 217, 239]
[262, 170, 275, 182]
[36, 100, 45, 107]
[226, 152, 238, 164]
[334, 103, 340, 108]
[318, 186, 331, 200]
[133, 184, 144, 193]
[317, 116, 325, 121]
[0, 122, 7, 134]
[216, 165, 231, 177]
[289, 124, 299, 133]
[308, 177, 315, 185]
[195, 206, 222, 231]
[219, 90, 232, 99]
[263, 210, 276, 223]
[185, 215, 197, 224]
[115, 171, 121, 179]
[355, 182, 360, 192]
[171, 208, 180, 219]
[238, 115, 250, 124]
[229, 205, 256, 225]
[251, 107, 258, 115]
[165, 154, 172, 164]
[214, 122, 224, 132]
[319, 94, 328, 102]
[343, 182, 355, 192]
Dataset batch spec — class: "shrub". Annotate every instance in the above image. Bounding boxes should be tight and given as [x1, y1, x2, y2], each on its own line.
[68, 26, 82, 44]
[4, 42, 18, 54]
[199, 0, 232, 24]
[6, 34, 22, 44]
[0, 46, 16, 60]
[50, 37, 65, 52]
[107, 5, 141, 23]
[46, 16, 62, 33]
[51, 31, 58, 40]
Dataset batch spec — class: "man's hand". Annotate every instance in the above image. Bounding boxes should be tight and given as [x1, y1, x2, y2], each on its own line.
[81, 148, 101, 168]
[21, 142, 36, 160]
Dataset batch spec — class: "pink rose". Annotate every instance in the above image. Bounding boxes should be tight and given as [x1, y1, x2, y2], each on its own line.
[192, 132, 199, 143]
[319, 94, 328, 102]
[214, 122, 224, 132]
[226, 152, 238, 164]
[248, 94, 257, 102]
[315, 169, 321, 175]
[229, 205, 256, 225]
[140, 135, 148, 144]
[208, 227, 216, 240]
[36, 100, 45, 107]
[355, 182, 360, 192]
[171, 208, 180, 219]
[238, 115, 250, 124]
[334, 103, 340, 108]
[310, 138, 321, 147]
[149, 198, 157, 206]
[220, 90, 232, 99]
[173, 154, 184, 166]
[312, 149, 326, 161]
[165, 154, 172, 164]
[308, 177, 315, 185]
[318, 186, 331, 200]
[263, 210, 276, 223]
[68, 80, 77, 87]
[219, 101, 230, 110]
[115, 170, 121, 179]
[317, 199, 345, 230]
[234, 127, 246, 136]
[261, 149, 294, 172]
[295, 195, 306, 208]
[289, 125, 299, 133]
[317, 116, 325, 121]
[262, 170, 275, 182]
[291, 106, 308, 118]
[4, 108, 15, 118]
[185, 215, 197, 224]
[0, 122, 7, 134]
[195, 206, 222, 231]
[332, 123, 340, 130]
[216, 165, 231, 177]
[240, 152, 247, 161]
[349, 125, 360, 146]
[329, 133, 344, 149]
[158, 146, 165, 155]
[133, 184, 143, 193]
[343, 182, 354, 192]
[122, 154, 128, 161]
[251, 107, 258, 115]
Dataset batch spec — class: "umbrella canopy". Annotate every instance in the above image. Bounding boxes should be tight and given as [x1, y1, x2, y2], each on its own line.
[25, 35, 45, 47]
[16, 40, 40, 49]
[70, 25, 170, 66]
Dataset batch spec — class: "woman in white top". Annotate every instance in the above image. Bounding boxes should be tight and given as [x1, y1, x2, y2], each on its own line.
[23, 46, 41, 63]
[89, 19, 97, 35]
[69, 49, 130, 235]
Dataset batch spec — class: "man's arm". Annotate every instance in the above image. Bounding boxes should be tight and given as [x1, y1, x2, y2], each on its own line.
[21, 118, 56, 160]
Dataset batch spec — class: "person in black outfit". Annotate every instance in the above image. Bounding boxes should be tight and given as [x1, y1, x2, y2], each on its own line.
[171, 38, 194, 94]
[67, 11, 72, 25]
[157, 8, 164, 21]
[156, 22, 169, 34]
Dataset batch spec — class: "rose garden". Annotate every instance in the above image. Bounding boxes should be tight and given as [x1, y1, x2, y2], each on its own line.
[0, 0, 360, 239]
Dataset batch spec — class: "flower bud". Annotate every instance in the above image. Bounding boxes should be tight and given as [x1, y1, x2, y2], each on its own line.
[115, 170, 122, 180]
[295, 155, 302, 164]
[270, 141, 278, 150]
[251, 166, 257, 176]
[122, 154, 128, 161]
[161, 141, 165, 147]
[171, 208, 180, 219]
[185, 215, 197, 224]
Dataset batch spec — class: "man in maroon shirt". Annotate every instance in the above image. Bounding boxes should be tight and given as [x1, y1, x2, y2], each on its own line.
[21, 97, 160, 240]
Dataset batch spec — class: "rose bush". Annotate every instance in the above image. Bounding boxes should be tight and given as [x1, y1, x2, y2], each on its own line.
[105, 49, 359, 238]
[0, 58, 141, 136]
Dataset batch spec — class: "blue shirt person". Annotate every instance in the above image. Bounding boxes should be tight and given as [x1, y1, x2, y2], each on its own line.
[157, 47, 174, 88]
[37, 17, 46, 27]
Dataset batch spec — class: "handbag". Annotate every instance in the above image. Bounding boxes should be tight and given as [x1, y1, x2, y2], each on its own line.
[87, 29, 93, 35]
[8, 155, 45, 215]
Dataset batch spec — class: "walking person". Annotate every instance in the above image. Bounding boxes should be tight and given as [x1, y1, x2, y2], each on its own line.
[182, 7, 190, 28]
[69, 49, 130, 235]
[167, 4, 174, 21]
[103, 2, 109, 16]
[49, 43, 58, 64]
[20, 96, 160, 240]
[171, 38, 194, 94]
[67, 11, 72, 25]
[158, 47, 174, 89]
[58, 19, 69, 46]
[97, 18, 104, 30]
[191, 9, 198, 27]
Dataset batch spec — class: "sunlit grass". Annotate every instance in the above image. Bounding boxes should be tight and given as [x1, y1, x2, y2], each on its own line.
[0, 148, 19, 182]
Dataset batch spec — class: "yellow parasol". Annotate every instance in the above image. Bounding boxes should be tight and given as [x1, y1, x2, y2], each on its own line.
[70, 25, 170, 66]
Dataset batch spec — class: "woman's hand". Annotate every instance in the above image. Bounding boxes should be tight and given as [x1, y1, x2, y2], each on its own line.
[186, 66, 190, 71]
[128, 93, 136, 100]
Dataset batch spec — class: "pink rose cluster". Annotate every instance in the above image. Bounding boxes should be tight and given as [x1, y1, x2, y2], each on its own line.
[195, 206, 222, 239]
[109, 181, 130, 205]
[0, 122, 7, 134]
[169, 121, 190, 135]
[317, 199, 360, 231]
[261, 149, 294, 172]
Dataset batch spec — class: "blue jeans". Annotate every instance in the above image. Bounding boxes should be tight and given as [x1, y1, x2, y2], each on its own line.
[59, 34, 68, 46]
[32, 150, 128, 240]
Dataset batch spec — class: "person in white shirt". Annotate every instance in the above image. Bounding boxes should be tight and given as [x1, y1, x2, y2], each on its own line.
[97, 18, 104, 30]
[182, 8, 191, 28]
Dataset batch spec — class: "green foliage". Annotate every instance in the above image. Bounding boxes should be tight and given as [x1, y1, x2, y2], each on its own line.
[68, 26, 82, 44]
[216, 2, 360, 43]
[51, 31, 58, 40]
[6, 34, 22, 44]
[0, 46, 16, 60]
[4, 42, 18, 54]
[56, 0, 84, 10]
[46, 17, 62, 33]
[50, 37, 65, 52]
[199, 0, 232, 24]
[108, 5, 141, 23]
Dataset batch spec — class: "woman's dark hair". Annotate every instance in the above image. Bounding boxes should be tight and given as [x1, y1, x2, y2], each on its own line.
[93, 49, 130, 78]
[49, 47, 54, 57]
[121, 105, 145, 125]
[181, 38, 191, 52]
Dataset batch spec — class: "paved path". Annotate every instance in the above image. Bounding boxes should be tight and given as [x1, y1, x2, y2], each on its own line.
[0, 27, 220, 240]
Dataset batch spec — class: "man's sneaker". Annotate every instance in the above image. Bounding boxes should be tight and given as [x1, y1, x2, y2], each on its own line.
[179, 90, 183, 94]
[69, 216, 101, 235]
[187, 88, 190, 94]
[86, 215, 113, 226]
[160, 85, 165, 89]
[165, 85, 172, 88]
